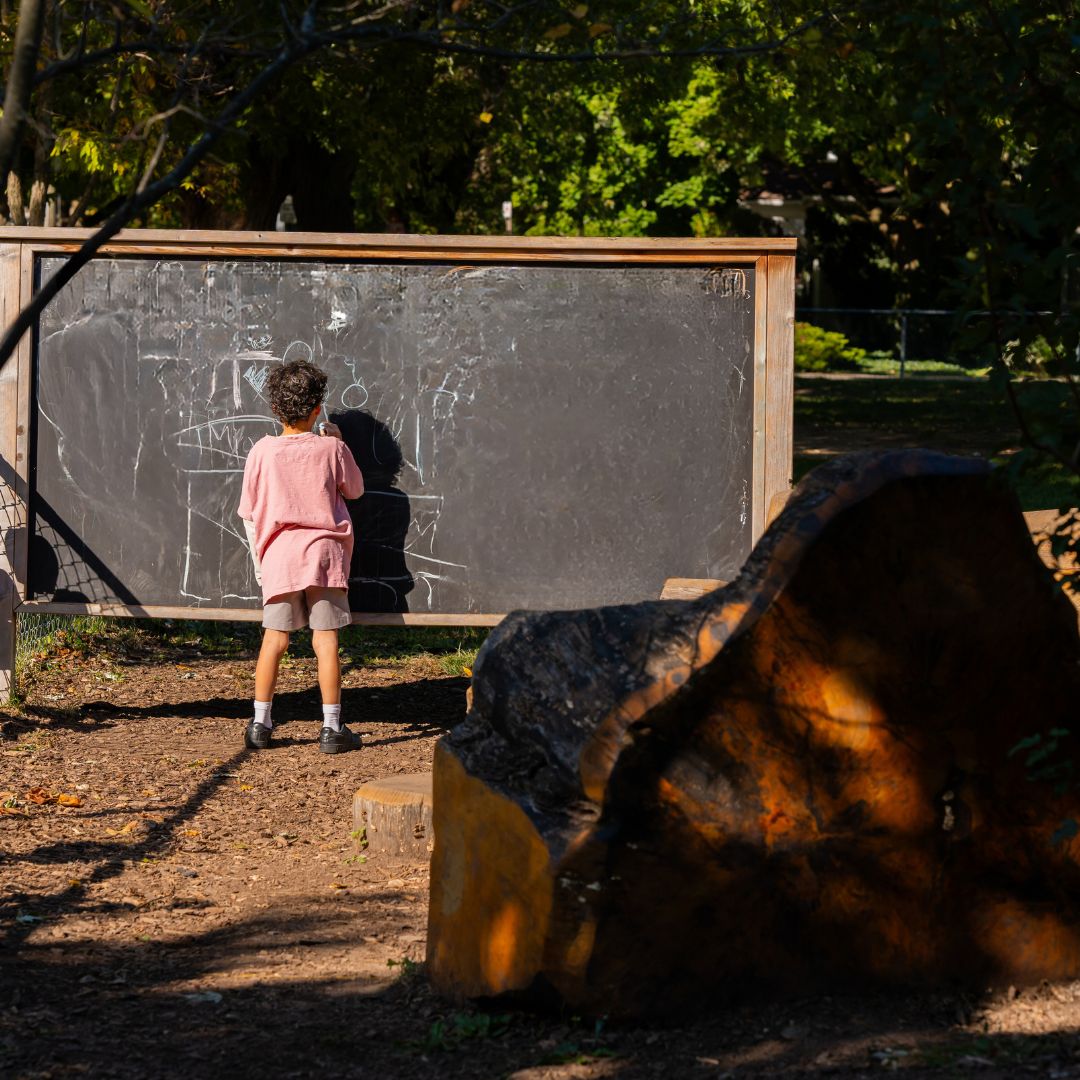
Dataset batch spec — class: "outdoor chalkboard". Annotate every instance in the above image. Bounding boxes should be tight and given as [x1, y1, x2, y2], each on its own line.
[0, 230, 795, 637]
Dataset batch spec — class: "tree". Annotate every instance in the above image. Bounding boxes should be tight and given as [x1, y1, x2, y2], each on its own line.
[0, 0, 835, 369]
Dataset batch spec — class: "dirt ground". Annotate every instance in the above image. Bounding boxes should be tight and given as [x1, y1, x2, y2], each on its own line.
[6, 635, 1080, 1080]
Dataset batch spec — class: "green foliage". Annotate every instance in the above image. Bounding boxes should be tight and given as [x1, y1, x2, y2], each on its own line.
[337, 626, 487, 669]
[1010, 728, 1075, 795]
[408, 1010, 514, 1053]
[853, 356, 979, 378]
[794, 322, 865, 372]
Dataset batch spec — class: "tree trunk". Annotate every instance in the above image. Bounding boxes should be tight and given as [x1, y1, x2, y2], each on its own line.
[26, 126, 51, 226]
[0, 0, 46, 203]
[6, 171, 25, 226]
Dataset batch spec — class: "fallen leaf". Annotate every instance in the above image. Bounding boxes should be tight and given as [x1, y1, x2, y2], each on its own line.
[543, 22, 572, 39]
[463, 667, 473, 677]
[588, 21, 612, 38]
[478, 111, 493, 124]
[27, 787, 55, 805]
[107, 820, 141, 836]
[330, 882, 347, 890]
[57, 794, 82, 807]
[239, 784, 253, 792]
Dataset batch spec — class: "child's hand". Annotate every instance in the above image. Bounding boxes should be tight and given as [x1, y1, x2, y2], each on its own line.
[320, 422, 342, 439]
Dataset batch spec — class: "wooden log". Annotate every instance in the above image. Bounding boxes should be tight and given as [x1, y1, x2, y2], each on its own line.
[428, 450, 1080, 1016]
[659, 578, 727, 600]
[352, 774, 434, 861]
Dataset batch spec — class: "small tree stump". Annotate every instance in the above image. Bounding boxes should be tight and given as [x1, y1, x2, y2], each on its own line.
[353, 774, 433, 860]
[427, 450, 1080, 1017]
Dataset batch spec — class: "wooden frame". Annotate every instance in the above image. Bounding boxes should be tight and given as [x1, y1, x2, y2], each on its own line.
[0, 229, 797, 696]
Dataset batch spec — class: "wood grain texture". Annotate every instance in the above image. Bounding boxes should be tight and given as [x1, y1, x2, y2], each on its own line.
[659, 578, 726, 600]
[353, 773, 434, 860]
[428, 450, 1080, 1016]
[2, 226, 796, 257]
[764, 255, 796, 516]
[13, 243, 32, 600]
[751, 255, 769, 539]
[0, 244, 23, 700]
[13, 600, 504, 625]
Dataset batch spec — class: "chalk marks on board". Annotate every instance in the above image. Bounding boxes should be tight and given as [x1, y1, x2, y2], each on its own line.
[31, 257, 757, 613]
[160, 317, 467, 611]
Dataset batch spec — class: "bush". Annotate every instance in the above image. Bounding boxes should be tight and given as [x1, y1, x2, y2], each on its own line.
[794, 322, 867, 372]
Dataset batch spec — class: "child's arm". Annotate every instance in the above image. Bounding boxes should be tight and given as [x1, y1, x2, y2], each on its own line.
[241, 519, 263, 586]
[237, 448, 262, 586]
[336, 442, 364, 500]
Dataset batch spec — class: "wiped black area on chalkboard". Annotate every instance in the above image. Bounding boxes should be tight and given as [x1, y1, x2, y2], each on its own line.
[29, 257, 756, 614]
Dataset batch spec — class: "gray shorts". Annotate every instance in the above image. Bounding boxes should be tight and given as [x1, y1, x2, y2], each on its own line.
[262, 587, 351, 632]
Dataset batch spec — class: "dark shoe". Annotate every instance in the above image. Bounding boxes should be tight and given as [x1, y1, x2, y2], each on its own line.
[244, 721, 272, 750]
[319, 724, 361, 754]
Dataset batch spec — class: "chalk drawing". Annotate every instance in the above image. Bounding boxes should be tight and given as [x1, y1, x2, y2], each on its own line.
[180, 480, 211, 603]
[243, 362, 270, 396]
[341, 381, 369, 410]
[282, 340, 314, 364]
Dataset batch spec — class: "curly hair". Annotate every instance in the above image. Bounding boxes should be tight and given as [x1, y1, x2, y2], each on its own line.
[266, 360, 328, 426]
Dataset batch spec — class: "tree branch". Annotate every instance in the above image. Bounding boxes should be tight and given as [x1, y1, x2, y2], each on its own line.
[0, 29, 320, 374]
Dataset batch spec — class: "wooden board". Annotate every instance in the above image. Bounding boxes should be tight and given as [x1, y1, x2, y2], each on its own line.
[4, 230, 795, 621]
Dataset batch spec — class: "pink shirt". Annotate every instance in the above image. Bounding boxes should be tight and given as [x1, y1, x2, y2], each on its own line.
[238, 433, 364, 602]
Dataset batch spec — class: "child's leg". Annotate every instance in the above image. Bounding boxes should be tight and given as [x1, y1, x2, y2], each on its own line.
[312, 628, 340, 706]
[308, 588, 358, 753]
[255, 628, 291, 702]
[245, 628, 290, 750]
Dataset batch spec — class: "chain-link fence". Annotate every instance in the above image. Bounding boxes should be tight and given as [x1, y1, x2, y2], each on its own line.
[797, 307, 968, 374]
[799, 307, 1080, 376]
[14, 611, 106, 686]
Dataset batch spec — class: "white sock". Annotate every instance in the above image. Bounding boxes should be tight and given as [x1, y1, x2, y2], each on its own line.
[254, 700, 273, 730]
[322, 703, 342, 732]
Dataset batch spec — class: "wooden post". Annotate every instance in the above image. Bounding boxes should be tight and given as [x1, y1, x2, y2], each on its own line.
[0, 243, 25, 701]
[763, 255, 796, 524]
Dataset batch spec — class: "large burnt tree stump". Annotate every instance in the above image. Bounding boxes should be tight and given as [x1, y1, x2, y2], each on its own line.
[427, 450, 1080, 1017]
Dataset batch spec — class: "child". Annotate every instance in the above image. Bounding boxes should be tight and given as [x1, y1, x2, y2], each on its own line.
[237, 359, 364, 753]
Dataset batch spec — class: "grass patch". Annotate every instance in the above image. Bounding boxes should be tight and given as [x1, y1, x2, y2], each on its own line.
[13, 614, 486, 699]
[793, 374, 1080, 510]
[853, 356, 985, 378]
[337, 625, 486, 672]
